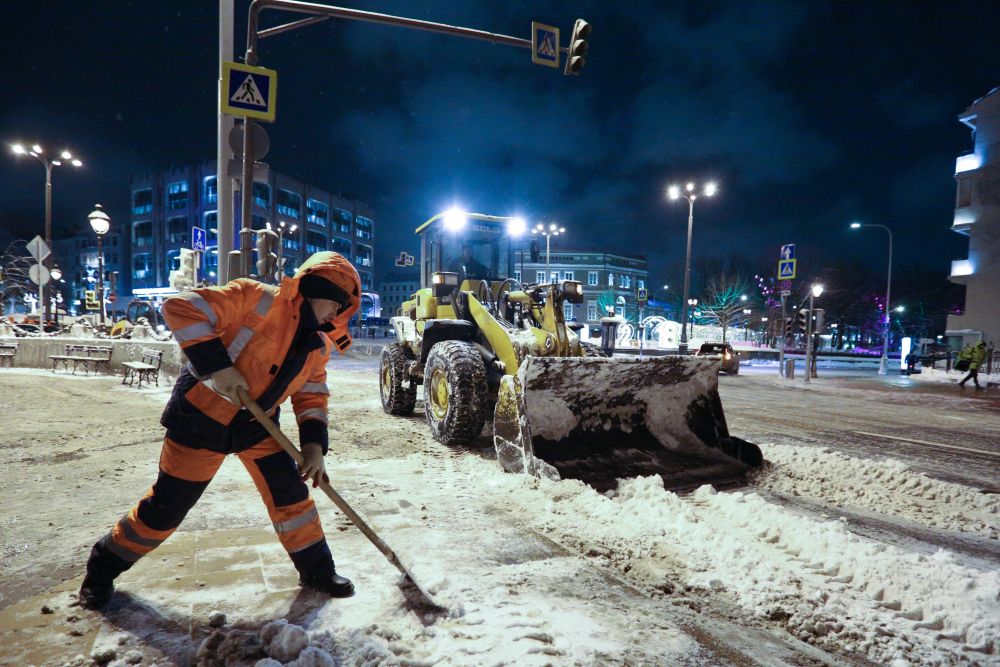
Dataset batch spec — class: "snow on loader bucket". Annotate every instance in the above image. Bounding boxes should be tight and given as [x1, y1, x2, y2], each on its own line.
[494, 355, 763, 492]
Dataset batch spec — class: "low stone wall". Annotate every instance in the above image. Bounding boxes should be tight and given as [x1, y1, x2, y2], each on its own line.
[0, 336, 183, 377]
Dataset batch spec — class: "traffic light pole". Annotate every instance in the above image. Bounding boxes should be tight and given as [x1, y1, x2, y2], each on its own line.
[804, 293, 815, 384]
[779, 293, 786, 377]
[236, 1, 582, 276]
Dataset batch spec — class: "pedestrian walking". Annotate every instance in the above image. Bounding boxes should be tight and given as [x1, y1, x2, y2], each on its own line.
[958, 340, 987, 390]
[78, 252, 361, 609]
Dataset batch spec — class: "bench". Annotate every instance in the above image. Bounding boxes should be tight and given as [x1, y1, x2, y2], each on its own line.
[122, 348, 163, 388]
[0, 343, 16, 368]
[49, 344, 113, 375]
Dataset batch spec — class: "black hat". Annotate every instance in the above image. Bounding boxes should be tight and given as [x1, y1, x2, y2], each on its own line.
[299, 273, 350, 307]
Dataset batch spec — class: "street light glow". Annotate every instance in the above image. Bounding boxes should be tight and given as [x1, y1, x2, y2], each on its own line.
[895, 305, 905, 312]
[850, 222, 862, 229]
[51, 160, 62, 166]
[811, 284, 824, 298]
[71, 159, 82, 167]
[667, 185, 680, 200]
[60, 151, 72, 160]
[31, 144, 43, 154]
[704, 182, 717, 196]
[11, 144, 26, 154]
[442, 207, 467, 231]
[506, 216, 527, 236]
[685, 182, 694, 192]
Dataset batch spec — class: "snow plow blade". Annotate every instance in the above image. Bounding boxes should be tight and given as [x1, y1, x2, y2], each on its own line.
[493, 356, 762, 492]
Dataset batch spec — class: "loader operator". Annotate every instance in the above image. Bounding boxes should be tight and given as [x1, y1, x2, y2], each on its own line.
[448, 243, 489, 280]
[78, 251, 361, 610]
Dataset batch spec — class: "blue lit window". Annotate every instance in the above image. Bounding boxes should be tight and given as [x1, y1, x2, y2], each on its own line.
[167, 216, 188, 244]
[133, 221, 153, 248]
[133, 253, 151, 280]
[204, 176, 218, 205]
[306, 230, 327, 254]
[277, 189, 302, 219]
[167, 250, 181, 271]
[132, 189, 153, 215]
[331, 238, 351, 256]
[588, 271, 598, 286]
[167, 181, 189, 210]
[334, 208, 352, 234]
[252, 182, 270, 209]
[204, 211, 218, 236]
[355, 216, 373, 240]
[307, 199, 328, 225]
[355, 245, 372, 268]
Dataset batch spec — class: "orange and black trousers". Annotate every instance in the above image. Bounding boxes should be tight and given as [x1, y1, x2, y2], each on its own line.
[85, 436, 332, 583]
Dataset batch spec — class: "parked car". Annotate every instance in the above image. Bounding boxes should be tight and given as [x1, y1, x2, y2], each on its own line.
[695, 342, 740, 375]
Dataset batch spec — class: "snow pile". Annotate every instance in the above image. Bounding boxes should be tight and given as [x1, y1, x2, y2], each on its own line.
[912, 366, 996, 386]
[195, 619, 336, 666]
[492, 472, 1000, 664]
[753, 443, 999, 539]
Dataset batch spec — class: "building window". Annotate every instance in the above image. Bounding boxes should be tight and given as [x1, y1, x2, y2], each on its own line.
[608, 273, 615, 287]
[277, 189, 302, 218]
[132, 189, 153, 215]
[622, 275, 631, 289]
[252, 182, 271, 209]
[514, 271, 521, 282]
[563, 303, 574, 319]
[334, 208, 352, 234]
[360, 272, 372, 290]
[251, 214, 268, 229]
[637, 279, 645, 290]
[331, 238, 352, 256]
[282, 232, 300, 251]
[133, 253, 151, 280]
[563, 271, 574, 281]
[355, 245, 372, 268]
[588, 271, 598, 286]
[205, 249, 218, 275]
[204, 211, 218, 235]
[167, 216, 188, 244]
[587, 302, 597, 321]
[204, 176, 218, 205]
[133, 221, 153, 248]
[537, 271, 546, 283]
[167, 181, 189, 210]
[306, 230, 327, 255]
[307, 199, 328, 226]
[356, 216, 373, 240]
[167, 250, 181, 272]
[957, 177, 973, 208]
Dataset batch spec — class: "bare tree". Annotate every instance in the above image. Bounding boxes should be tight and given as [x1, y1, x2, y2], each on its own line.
[0, 241, 35, 317]
[701, 270, 754, 343]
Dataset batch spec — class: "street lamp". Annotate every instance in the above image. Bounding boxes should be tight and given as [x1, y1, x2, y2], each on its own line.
[88, 204, 110, 327]
[686, 298, 698, 344]
[10, 142, 83, 320]
[50, 266, 63, 328]
[531, 222, 565, 284]
[267, 220, 297, 278]
[668, 180, 717, 354]
[805, 283, 823, 384]
[850, 221, 893, 375]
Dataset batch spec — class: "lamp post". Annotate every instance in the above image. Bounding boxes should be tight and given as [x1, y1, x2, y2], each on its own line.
[267, 220, 297, 279]
[686, 298, 698, 345]
[743, 308, 752, 341]
[532, 222, 565, 284]
[668, 181, 717, 354]
[88, 204, 111, 327]
[850, 222, 893, 375]
[10, 143, 83, 320]
[50, 266, 63, 329]
[805, 283, 823, 384]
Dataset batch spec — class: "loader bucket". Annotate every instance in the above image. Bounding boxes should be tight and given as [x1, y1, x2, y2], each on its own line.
[493, 356, 763, 492]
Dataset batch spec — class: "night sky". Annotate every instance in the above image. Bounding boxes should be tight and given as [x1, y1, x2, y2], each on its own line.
[3, 1, 999, 285]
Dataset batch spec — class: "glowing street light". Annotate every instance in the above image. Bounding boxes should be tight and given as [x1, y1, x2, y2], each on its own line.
[849, 221, 893, 374]
[506, 216, 527, 237]
[88, 204, 111, 327]
[805, 283, 824, 383]
[532, 222, 565, 283]
[442, 207, 468, 231]
[667, 180, 717, 354]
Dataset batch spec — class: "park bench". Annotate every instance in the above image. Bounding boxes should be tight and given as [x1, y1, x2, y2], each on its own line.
[0, 343, 16, 368]
[121, 348, 164, 388]
[49, 344, 113, 375]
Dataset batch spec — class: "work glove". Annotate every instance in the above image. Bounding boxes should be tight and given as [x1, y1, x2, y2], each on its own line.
[207, 366, 249, 405]
[299, 442, 329, 488]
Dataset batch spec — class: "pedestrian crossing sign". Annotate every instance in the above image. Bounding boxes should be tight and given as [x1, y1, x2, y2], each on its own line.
[778, 259, 797, 279]
[531, 22, 560, 68]
[221, 61, 278, 122]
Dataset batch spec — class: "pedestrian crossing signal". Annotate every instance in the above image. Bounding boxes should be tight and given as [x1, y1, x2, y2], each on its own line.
[84, 290, 99, 311]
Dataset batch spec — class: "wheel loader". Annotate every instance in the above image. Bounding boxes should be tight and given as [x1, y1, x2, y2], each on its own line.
[380, 210, 762, 491]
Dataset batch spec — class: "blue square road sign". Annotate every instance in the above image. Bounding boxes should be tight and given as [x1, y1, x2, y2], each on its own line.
[192, 226, 207, 252]
[531, 22, 560, 68]
[221, 61, 278, 122]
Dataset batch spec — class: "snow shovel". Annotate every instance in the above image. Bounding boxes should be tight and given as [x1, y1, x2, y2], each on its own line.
[236, 387, 446, 612]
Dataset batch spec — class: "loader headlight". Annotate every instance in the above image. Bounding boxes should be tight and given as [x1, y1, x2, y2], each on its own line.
[432, 272, 460, 287]
[561, 280, 584, 304]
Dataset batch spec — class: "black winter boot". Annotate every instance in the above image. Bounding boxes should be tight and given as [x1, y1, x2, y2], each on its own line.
[299, 569, 354, 597]
[79, 573, 115, 610]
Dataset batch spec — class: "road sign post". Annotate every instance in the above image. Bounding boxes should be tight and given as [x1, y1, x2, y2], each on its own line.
[221, 61, 278, 122]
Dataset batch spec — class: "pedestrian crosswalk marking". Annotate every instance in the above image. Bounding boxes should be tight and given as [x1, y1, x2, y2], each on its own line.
[232, 75, 266, 107]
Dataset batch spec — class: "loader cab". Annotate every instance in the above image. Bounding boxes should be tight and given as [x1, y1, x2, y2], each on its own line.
[417, 209, 521, 290]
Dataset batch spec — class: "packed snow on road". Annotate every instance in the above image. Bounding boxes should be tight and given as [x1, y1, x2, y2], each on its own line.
[0, 357, 997, 666]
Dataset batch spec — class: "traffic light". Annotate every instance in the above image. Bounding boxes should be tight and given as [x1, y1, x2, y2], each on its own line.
[795, 308, 809, 334]
[563, 19, 592, 76]
[784, 319, 793, 338]
[168, 248, 198, 292]
[813, 308, 825, 334]
[84, 290, 99, 311]
[255, 229, 279, 283]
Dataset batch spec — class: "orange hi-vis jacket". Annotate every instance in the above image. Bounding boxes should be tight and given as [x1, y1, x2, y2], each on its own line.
[160, 252, 361, 455]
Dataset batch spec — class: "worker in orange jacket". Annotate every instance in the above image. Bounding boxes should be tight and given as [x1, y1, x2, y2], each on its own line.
[79, 252, 361, 609]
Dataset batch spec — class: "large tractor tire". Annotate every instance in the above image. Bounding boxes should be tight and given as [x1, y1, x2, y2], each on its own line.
[380, 343, 416, 415]
[423, 341, 488, 445]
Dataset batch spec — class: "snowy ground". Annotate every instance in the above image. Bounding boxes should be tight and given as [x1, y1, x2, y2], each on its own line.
[0, 356, 998, 666]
